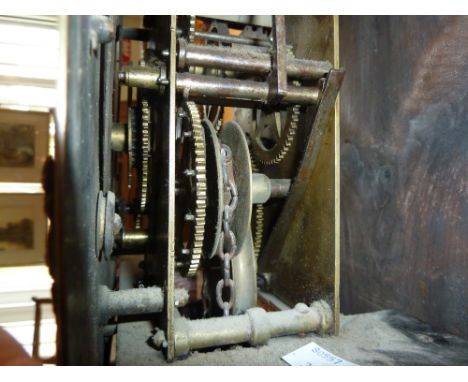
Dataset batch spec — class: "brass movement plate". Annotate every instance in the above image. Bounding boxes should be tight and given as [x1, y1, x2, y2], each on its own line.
[259, 16, 341, 334]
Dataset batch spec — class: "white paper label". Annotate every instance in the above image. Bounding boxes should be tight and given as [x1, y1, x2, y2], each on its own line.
[282, 342, 356, 366]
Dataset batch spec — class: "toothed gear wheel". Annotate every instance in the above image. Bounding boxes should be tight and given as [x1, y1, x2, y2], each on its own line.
[127, 106, 136, 185]
[253, 204, 264, 258]
[252, 103, 301, 166]
[140, 99, 150, 211]
[250, 158, 265, 258]
[135, 98, 151, 229]
[175, 101, 207, 277]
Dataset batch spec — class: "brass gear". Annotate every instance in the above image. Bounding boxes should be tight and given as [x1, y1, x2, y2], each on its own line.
[176, 101, 207, 277]
[251, 103, 300, 166]
[135, 98, 151, 229]
[250, 158, 265, 258]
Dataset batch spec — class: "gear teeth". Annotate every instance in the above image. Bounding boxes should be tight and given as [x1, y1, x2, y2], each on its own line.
[136, 98, 151, 229]
[189, 15, 196, 43]
[253, 204, 264, 258]
[256, 103, 300, 166]
[183, 101, 207, 277]
[135, 98, 151, 229]
[250, 156, 265, 258]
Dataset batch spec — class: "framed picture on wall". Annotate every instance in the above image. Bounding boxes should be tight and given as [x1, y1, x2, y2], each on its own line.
[0, 108, 49, 183]
[0, 194, 46, 267]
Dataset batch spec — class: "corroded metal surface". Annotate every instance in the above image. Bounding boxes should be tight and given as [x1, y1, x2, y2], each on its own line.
[54, 16, 117, 365]
[340, 16, 468, 339]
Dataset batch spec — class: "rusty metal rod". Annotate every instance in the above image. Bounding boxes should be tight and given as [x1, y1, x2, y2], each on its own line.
[178, 39, 332, 79]
[176, 73, 320, 105]
[118, 68, 320, 105]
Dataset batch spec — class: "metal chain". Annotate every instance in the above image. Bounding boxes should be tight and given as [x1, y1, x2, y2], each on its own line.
[216, 144, 238, 316]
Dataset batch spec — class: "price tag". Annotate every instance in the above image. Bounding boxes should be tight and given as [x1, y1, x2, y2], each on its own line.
[282, 342, 356, 366]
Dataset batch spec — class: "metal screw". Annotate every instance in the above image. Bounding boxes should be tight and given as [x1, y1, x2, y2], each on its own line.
[183, 131, 192, 138]
[184, 213, 195, 221]
[161, 49, 170, 57]
[184, 169, 195, 177]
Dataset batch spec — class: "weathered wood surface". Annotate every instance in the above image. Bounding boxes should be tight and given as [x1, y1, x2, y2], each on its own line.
[340, 16, 468, 339]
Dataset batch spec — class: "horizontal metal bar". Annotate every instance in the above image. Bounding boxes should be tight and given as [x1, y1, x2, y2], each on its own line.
[118, 66, 163, 90]
[174, 300, 332, 357]
[99, 286, 188, 322]
[118, 67, 321, 105]
[252, 175, 291, 204]
[178, 39, 332, 79]
[252, 173, 271, 204]
[176, 72, 320, 105]
[270, 178, 291, 198]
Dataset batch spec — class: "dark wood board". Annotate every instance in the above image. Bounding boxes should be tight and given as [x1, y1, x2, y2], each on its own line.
[340, 16, 468, 339]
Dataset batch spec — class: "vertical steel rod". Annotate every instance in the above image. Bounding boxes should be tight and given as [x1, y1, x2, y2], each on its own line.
[166, 14, 177, 362]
